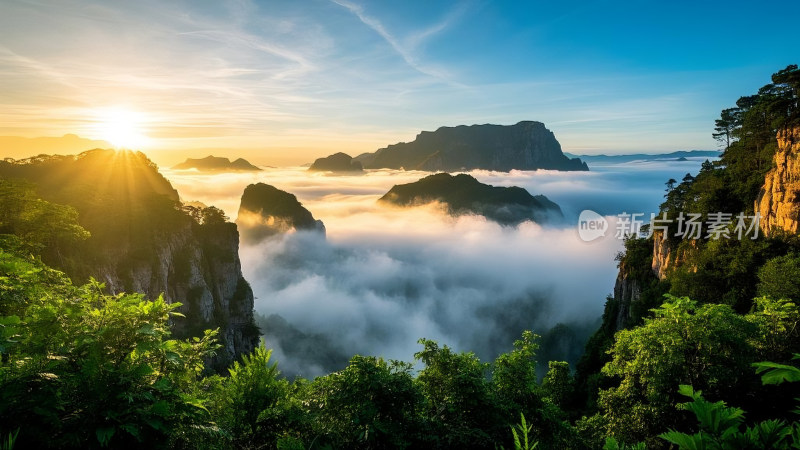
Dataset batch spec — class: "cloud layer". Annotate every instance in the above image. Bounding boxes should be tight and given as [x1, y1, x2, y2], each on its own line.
[165, 158, 708, 377]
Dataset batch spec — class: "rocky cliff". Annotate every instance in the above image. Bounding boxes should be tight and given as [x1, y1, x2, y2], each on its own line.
[92, 219, 257, 368]
[0, 150, 258, 367]
[354, 121, 588, 172]
[612, 264, 642, 331]
[236, 182, 325, 244]
[756, 128, 800, 235]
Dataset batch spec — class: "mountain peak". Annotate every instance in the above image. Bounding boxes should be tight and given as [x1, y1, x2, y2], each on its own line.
[172, 155, 260, 172]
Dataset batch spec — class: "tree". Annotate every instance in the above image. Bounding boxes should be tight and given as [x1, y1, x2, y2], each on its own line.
[664, 178, 677, 194]
[211, 341, 290, 449]
[758, 254, 800, 301]
[493, 331, 540, 414]
[542, 361, 573, 409]
[199, 206, 228, 226]
[305, 355, 422, 449]
[0, 179, 89, 260]
[598, 296, 761, 446]
[415, 338, 501, 449]
[712, 107, 740, 148]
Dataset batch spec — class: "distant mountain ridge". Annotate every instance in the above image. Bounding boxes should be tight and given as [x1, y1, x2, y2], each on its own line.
[0, 134, 113, 160]
[379, 173, 563, 225]
[565, 150, 720, 165]
[308, 152, 363, 172]
[173, 155, 261, 172]
[351, 121, 587, 172]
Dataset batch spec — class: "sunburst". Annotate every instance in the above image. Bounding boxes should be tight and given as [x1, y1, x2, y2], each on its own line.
[94, 108, 151, 149]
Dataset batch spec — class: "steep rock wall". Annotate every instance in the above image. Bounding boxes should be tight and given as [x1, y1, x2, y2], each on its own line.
[757, 128, 800, 235]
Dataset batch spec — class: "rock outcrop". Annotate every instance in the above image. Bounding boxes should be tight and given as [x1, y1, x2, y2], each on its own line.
[612, 267, 642, 331]
[0, 150, 259, 368]
[378, 173, 563, 225]
[93, 219, 257, 367]
[173, 155, 261, 172]
[308, 152, 363, 172]
[236, 183, 325, 244]
[756, 128, 800, 235]
[354, 121, 588, 172]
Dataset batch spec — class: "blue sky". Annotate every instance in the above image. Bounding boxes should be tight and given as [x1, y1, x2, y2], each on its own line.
[0, 0, 798, 164]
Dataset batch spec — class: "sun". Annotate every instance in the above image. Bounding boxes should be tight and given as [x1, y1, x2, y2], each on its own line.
[94, 108, 151, 149]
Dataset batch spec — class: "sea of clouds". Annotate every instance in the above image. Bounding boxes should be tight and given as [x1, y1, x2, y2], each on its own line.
[164, 157, 711, 377]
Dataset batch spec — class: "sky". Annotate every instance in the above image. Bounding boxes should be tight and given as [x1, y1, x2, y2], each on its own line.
[1, 0, 798, 165]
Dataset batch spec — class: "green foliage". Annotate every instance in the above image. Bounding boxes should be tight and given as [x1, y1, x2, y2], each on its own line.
[509, 414, 538, 450]
[598, 296, 763, 445]
[0, 250, 220, 449]
[659, 385, 794, 449]
[754, 354, 800, 386]
[758, 253, 800, 301]
[666, 236, 783, 312]
[491, 332, 577, 448]
[712, 65, 800, 205]
[749, 297, 800, 359]
[615, 236, 656, 285]
[207, 340, 292, 449]
[415, 338, 501, 449]
[0, 429, 17, 450]
[542, 361, 573, 409]
[573, 414, 608, 449]
[602, 436, 645, 450]
[305, 355, 422, 449]
[0, 179, 90, 259]
[493, 331, 540, 413]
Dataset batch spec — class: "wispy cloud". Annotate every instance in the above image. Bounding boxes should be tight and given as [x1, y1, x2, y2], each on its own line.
[0, 0, 734, 161]
[330, 0, 464, 84]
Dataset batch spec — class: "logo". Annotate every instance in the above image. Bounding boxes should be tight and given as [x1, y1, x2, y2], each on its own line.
[578, 210, 608, 242]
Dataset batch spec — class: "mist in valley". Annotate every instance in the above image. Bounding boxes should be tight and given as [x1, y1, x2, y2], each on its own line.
[165, 157, 711, 377]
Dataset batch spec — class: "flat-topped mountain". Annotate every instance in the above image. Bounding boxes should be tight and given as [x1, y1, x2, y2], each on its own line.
[236, 183, 325, 243]
[354, 121, 588, 172]
[308, 152, 363, 172]
[378, 173, 563, 225]
[172, 155, 261, 172]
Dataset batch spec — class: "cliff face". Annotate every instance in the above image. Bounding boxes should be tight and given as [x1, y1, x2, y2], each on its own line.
[93, 221, 257, 365]
[612, 266, 641, 330]
[355, 121, 588, 172]
[611, 232, 672, 330]
[0, 150, 258, 366]
[612, 232, 693, 329]
[757, 128, 800, 235]
[650, 236, 672, 280]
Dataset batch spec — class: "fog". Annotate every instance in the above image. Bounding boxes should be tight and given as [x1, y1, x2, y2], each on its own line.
[164, 157, 710, 377]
